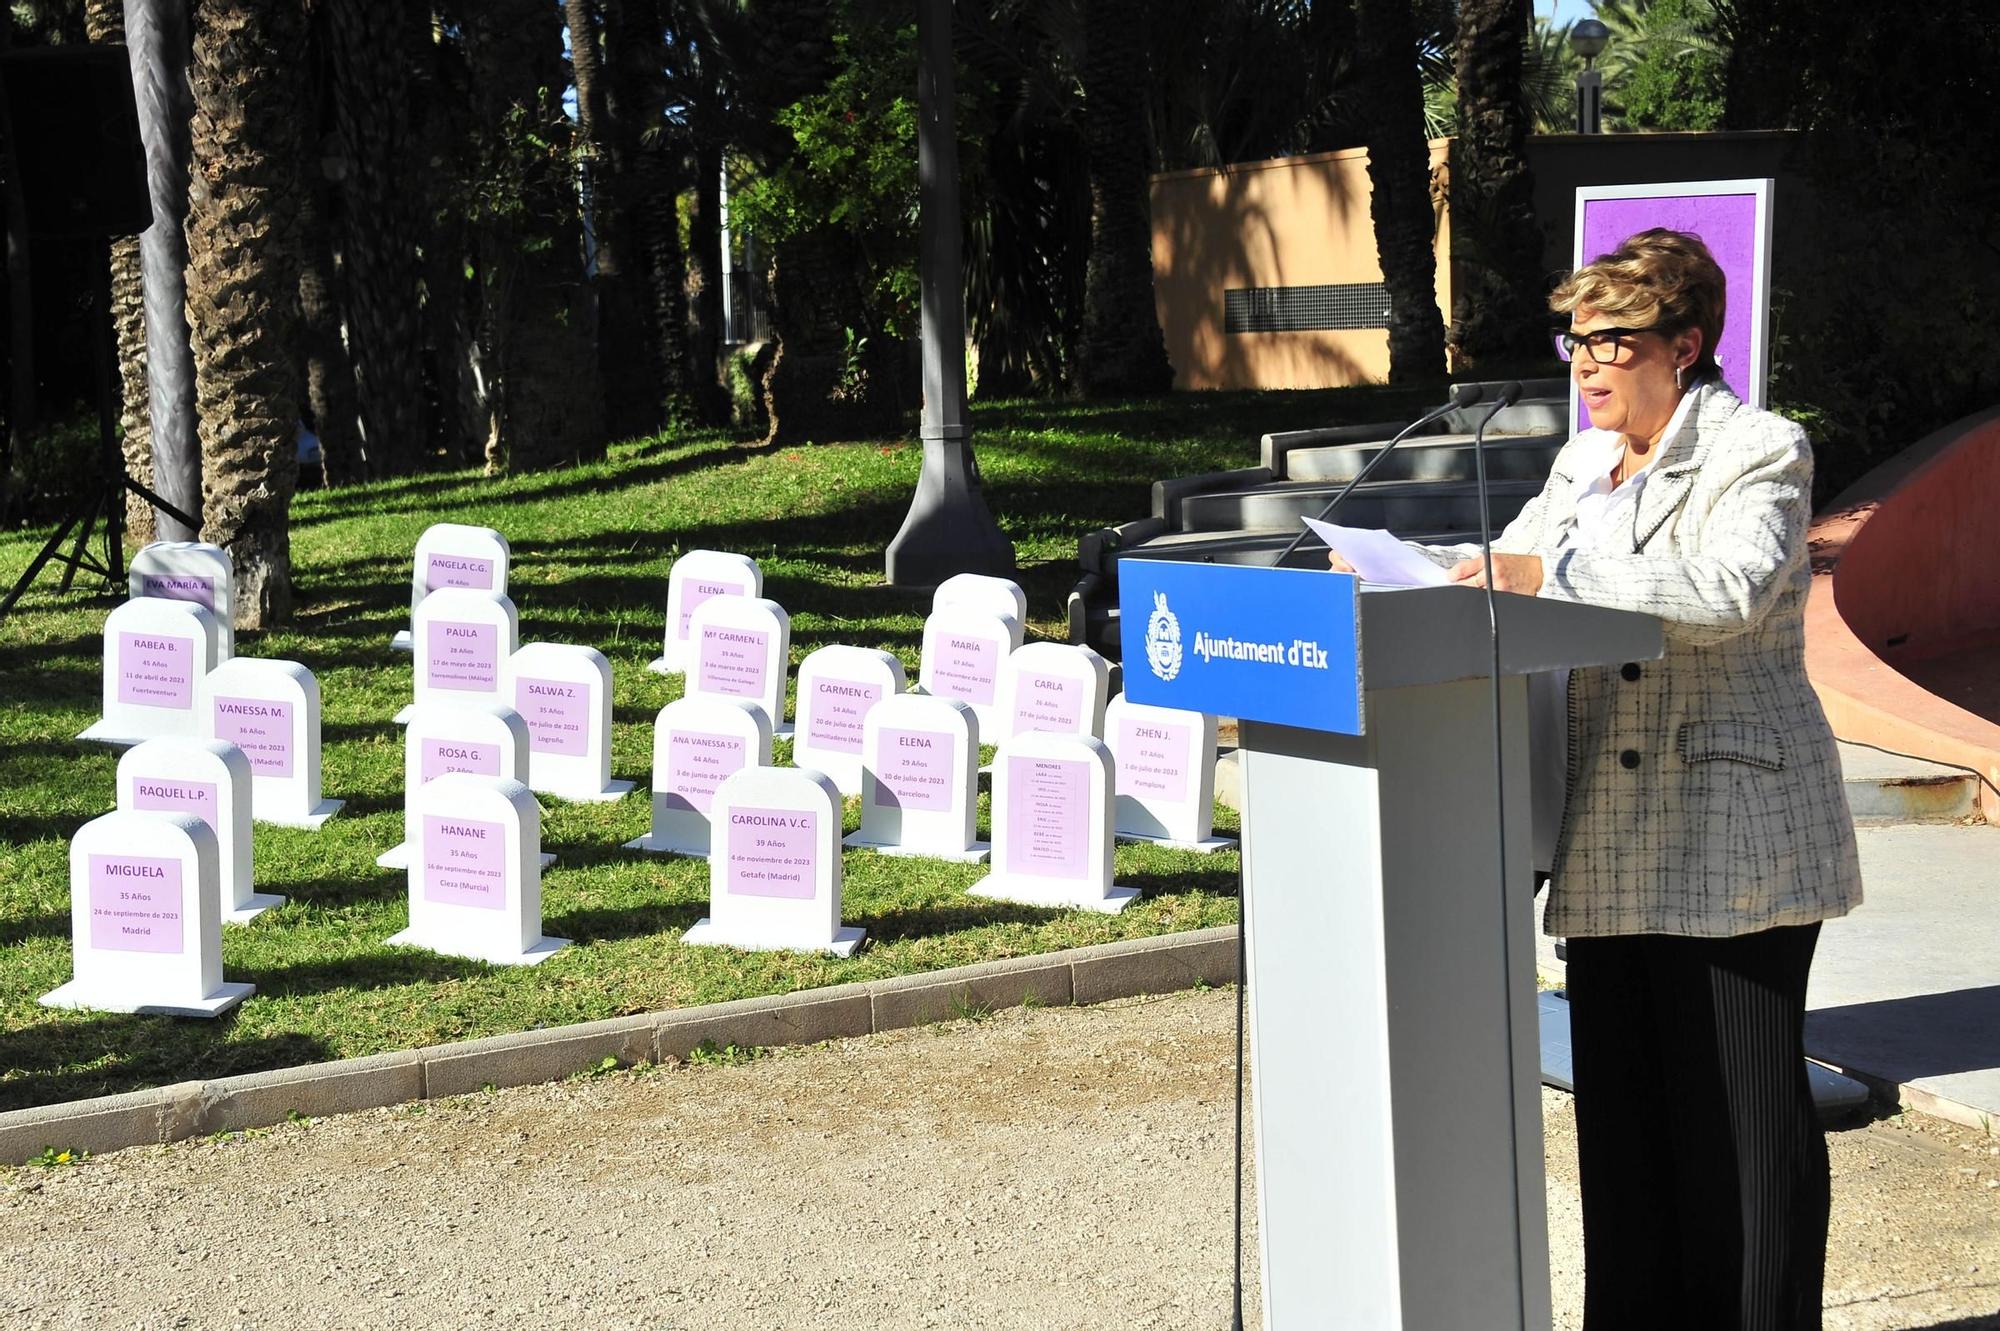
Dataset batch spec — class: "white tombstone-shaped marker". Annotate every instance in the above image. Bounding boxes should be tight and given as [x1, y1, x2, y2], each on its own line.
[998, 641, 1111, 741]
[685, 594, 792, 735]
[39, 810, 253, 1016]
[792, 645, 904, 794]
[502, 642, 633, 802]
[392, 523, 511, 651]
[917, 606, 1021, 737]
[650, 549, 762, 675]
[198, 657, 344, 828]
[1104, 695, 1235, 853]
[396, 586, 519, 723]
[685, 766, 864, 956]
[79, 598, 223, 746]
[971, 732, 1137, 914]
[845, 693, 987, 862]
[377, 702, 540, 870]
[129, 541, 236, 661]
[116, 738, 281, 923]
[625, 696, 771, 857]
[386, 773, 566, 966]
[932, 572, 1027, 627]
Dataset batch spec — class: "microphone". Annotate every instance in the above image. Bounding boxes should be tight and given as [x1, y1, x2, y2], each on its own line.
[1470, 380, 1524, 594]
[1270, 381, 1485, 568]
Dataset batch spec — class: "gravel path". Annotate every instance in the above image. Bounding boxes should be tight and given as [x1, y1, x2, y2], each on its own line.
[1, 988, 1995, 1330]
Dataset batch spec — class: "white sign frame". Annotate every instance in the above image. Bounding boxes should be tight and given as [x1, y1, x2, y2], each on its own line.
[626, 696, 773, 857]
[685, 766, 864, 956]
[1104, 695, 1234, 852]
[846, 693, 987, 862]
[129, 541, 235, 660]
[998, 641, 1111, 741]
[503, 642, 633, 802]
[393, 523, 511, 651]
[40, 810, 253, 1017]
[932, 572, 1027, 626]
[971, 732, 1137, 914]
[792, 644, 905, 794]
[378, 702, 540, 870]
[117, 737, 282, 922]
[650, 549, 763, 675]
[200, 657, 344, 828]
[79, 598, 223, 746]
[396, 587, 520, 723]
[684, 594, 793, 736]
[387, 773, 567, 966]
[917, 606, 1022, 738]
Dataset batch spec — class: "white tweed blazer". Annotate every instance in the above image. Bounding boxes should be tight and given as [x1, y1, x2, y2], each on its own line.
[1424, 381, 1863, 938]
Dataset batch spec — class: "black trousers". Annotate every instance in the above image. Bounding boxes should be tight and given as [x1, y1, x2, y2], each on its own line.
[1566, 924, 1829, 1331]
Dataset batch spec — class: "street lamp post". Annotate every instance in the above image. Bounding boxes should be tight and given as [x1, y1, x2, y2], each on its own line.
[884, 0, 1014, 586]
[1570, 18, 1609, 135]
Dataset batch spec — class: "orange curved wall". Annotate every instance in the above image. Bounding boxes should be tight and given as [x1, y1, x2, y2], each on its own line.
[1832, 415, 2000, 664]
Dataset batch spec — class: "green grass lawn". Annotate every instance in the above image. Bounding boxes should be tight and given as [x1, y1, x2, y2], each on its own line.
[0, 386, 1430, 1113]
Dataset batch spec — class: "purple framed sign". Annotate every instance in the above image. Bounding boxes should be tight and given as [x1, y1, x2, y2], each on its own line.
[1571, 178, 1773, 436]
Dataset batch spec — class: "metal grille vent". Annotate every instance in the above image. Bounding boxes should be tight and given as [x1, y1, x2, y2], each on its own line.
[1224, 282, 1392, 334]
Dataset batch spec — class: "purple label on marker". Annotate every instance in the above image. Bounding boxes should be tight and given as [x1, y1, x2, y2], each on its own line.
[212, 695, 295, 778]
[1011, 672, 1086, 737]
[88, 854, 184, 953]
[871, 727, 954, 813]
[925, 629, 999, 706]
[421, 815, 508, 910]
[662, 730, 748, 815]
[421, 738, 503, 784]
[140, 573, 216, 612]
[1116, 716, 1191, 804]
[425, 620, 499, 692]
[131, 778, 219, 834]
[805, 676, 881, 754]
[424, 554, 495, 592]
[676, 578, 745, 639]
[725, 806, 818, 899]
[696, 626, 770, 700]
[1004, 756, 1089, 880]
[515, 676, 590, 757]
[116, 632, 194, 709]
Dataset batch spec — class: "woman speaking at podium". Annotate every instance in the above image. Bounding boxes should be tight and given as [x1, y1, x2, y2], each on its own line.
[1329, 228, 1862, 1330]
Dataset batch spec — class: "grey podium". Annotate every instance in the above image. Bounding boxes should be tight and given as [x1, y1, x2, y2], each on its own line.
[1118, 560, 1662, 1330]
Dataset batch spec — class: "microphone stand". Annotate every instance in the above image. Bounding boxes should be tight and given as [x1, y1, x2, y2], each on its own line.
[1267, 382, 1485, 568]
[1470, 380, 1532, 1304]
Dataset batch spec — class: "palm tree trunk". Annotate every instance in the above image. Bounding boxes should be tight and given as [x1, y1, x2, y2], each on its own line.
[296, 170, 359, 485]
[1354, 0, 1447, 383]
[685, 137, 731, 425]
[1451, 0, 1546, 367]
[187, 0, 307, 626]
[325, 0, 431, 475]
[84, 0, 155, 541]
[464, 0, 605, 472]
[1073, 0, 1174, 398]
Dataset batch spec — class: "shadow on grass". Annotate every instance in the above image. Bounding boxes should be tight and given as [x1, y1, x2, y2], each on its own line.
[238, 946, 495, 997]
[0, 1016, 330, 1116]
[854, 899, 1068, 940]
[1116, 864, 1243, 899]
[543, 899, 705, 944]
[0, 907, 69, 947]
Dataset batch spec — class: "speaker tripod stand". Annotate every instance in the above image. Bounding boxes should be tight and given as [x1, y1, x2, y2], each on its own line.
[0, 242, 196, 622]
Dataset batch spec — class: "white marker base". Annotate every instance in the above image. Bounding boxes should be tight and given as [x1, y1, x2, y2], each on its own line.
[384, 928, 569, 967]
[681, 919, 866, 958]
[38, 980, 255, 1018]
[1114, 831, 1238, 854]
[225, 892, 287, 924]
[843, 833, 990, 864]
[967, 877, 1141, 915]
[74, 722, 149, 748]
[543, 778, 635, 805]
[259, 798, 346, 830]
[645, 656, 680, 676]
[392, 704, 415, 725]
[391, 629, 413, 652]
[622, 833, 709, 857]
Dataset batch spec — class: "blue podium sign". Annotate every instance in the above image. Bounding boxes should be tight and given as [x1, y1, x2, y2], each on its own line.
[1117, 560, 1363, 735]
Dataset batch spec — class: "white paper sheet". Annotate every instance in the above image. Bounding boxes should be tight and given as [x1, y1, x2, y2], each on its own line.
[1300, 516, 1453, 587]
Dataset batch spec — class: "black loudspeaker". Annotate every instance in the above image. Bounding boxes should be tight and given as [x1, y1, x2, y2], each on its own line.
[0, 45, 151, 238]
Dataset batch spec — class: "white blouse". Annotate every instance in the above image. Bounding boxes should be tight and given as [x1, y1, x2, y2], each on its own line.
[1527, 386, 1703, 871]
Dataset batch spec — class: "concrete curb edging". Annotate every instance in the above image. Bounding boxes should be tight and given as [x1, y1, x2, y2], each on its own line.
[0, 926, 1241, 1166]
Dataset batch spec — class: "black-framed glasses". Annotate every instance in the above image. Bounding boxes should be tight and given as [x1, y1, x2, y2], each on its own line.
[1553, 325, 1660, 364]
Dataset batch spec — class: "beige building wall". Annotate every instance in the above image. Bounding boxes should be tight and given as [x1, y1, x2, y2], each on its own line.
[1149, 142, 1451, 391]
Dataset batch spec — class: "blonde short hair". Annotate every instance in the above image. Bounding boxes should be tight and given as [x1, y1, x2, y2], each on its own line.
[1550, 228, 1726, 376]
